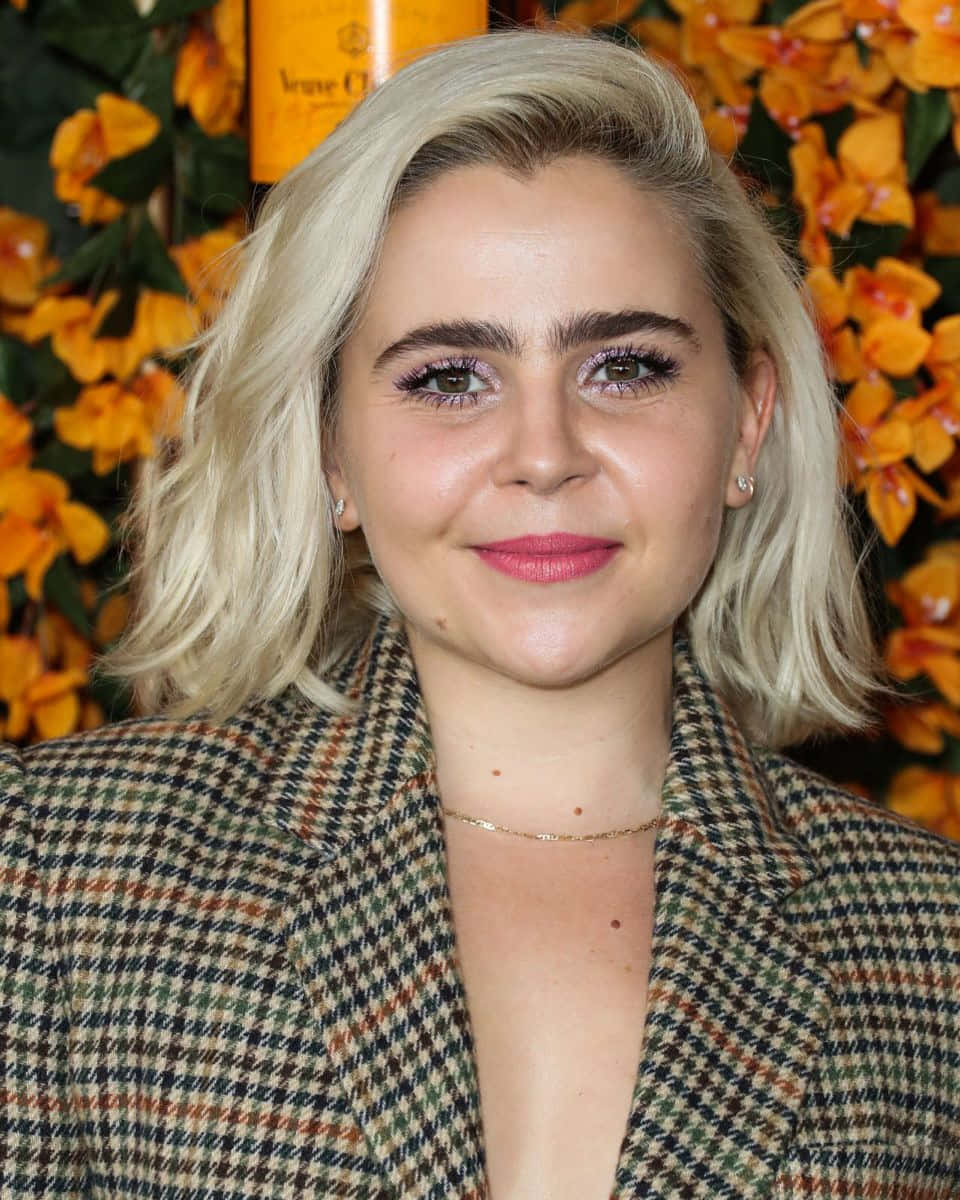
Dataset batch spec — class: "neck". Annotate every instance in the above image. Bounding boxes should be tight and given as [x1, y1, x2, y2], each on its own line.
[404, 623, 674, 838]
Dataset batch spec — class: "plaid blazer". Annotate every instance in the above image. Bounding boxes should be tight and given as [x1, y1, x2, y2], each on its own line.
[2, 611, 959, 1199]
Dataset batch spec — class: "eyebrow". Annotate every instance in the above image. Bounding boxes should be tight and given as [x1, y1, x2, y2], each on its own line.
[370, 308, 703, 375]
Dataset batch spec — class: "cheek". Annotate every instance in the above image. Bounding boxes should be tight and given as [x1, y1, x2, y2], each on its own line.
[347, 420, 474, 545]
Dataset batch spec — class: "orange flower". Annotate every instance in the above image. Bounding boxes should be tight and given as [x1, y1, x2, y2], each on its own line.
[54, 367, 184, 475]
[0, 467, 109, 598]
[716, 22, 836, 74]
[886, 623, 960, 701]
[132, 289, 197, 360]
[0, 394, 32, 471]
[36, 610, 93, 673]
[820, 40, 892, 111]
[842, 257, 940, 328]
[13, 291, 143, 382]
[842, 376, 912, 481]
[860, 315, 932, 376]
[887, 766, 960, 839]
[924, 314, 960, 387]
[805, 267, 864, 381]
[866, 461, 942, 544]
[897, 0, 960, 88]
[95, 590, 129, 647]
[0, 634, 88, 742]
[836, 111, 914, 227]
[128, 366, 186, 438]
[916, 190, 960, 256]
[893, 380, 960, 472]
[668, 0, 765, 68]
[174, 25, 243, 137]
[887, 543, 960, 624]
[0, 207, 54, 308]
[169, 229, 240, 322]
[789, 122, 865, 265]
[50, 94, 161, 226]
[886, 701, 960, 753]
[9, 665, 88, 742]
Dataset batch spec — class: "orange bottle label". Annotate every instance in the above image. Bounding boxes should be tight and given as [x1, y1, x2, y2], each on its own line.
[249, 1, 487, 183]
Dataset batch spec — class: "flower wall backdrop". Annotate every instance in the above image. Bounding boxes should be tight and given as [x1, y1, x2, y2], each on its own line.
[1, 0, 959, 839]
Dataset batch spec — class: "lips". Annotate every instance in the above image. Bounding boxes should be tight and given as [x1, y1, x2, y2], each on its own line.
[473, 533, 620, 554]
[471, 533, 622, 583]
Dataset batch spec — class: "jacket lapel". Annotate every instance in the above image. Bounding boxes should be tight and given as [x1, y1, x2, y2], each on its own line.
[265, 615, 487, 1198]
[249, 613, 834, 1198]
[613, 646, 836, 1197]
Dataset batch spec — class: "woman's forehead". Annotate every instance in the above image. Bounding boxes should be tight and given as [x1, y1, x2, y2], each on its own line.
[349, 160, 712, 354]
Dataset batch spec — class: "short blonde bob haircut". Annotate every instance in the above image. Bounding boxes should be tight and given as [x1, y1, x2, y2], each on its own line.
[100, 25, 885, 748]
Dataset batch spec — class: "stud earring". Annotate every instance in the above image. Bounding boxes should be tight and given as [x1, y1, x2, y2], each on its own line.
[334, 498, 345, 517]
[736, 475, 755, 499]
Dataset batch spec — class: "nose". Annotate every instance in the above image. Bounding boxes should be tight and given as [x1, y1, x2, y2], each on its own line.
[490, 387, 599, 495]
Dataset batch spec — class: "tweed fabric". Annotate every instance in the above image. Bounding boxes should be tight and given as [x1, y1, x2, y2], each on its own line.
[1, 611, 958, 1199]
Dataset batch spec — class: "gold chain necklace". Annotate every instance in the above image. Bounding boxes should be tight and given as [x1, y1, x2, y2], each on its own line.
[441, 807, 663, 842]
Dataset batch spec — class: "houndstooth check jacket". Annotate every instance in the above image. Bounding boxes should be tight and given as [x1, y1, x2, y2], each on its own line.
[2, 610, 959, 1199]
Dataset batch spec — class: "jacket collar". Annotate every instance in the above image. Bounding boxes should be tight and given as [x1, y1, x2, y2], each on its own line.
[241, 612, 834, 1197]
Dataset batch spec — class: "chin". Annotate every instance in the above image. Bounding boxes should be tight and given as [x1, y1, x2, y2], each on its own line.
[477, 625, 620, 689]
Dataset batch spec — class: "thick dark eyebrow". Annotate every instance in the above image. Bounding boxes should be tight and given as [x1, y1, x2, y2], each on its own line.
[370, 308, 702, 375]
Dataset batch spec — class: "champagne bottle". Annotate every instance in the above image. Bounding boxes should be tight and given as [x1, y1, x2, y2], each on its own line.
[248, 0, 488, 207]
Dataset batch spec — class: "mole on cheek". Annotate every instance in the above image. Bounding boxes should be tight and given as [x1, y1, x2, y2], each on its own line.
[573, 806, 583, 816]
[491, 769, 501, 777]
[610, 919, 621, 930]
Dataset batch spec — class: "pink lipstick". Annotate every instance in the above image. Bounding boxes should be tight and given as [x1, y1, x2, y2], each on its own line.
[471, 533, 621, 583]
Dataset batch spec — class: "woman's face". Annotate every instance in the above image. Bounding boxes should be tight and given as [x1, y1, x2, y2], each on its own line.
[330, 155, 775, 688]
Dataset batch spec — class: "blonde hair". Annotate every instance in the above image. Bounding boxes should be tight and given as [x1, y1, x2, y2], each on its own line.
[99, 25, 885, 747]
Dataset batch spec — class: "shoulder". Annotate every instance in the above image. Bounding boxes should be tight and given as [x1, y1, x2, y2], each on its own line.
[756, 747, 960, 920]
[0, 693, 323, 891]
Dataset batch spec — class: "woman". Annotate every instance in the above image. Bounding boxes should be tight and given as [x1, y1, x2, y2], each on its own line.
[2, 25, 958, 1200]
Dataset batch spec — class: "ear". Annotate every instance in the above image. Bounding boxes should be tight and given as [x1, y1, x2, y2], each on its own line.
[321, 428, 361, 532]
[725, 348, 777, 509]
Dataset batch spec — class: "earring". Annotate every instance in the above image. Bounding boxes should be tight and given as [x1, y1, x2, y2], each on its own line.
[736, 475, 755, 499]
[334, 498, 345, 517]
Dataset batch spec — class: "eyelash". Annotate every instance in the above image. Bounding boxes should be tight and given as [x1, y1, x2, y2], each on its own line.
[393, 344, 681, 409]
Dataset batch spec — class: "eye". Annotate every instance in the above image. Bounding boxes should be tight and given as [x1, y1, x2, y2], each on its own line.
[580, 345, 681, 395]
[394, 356, 491, 408]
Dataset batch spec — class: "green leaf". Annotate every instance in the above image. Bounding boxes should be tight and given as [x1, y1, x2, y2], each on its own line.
[816, 105, 856, 157]
[0, 7, 104, 147]
[30, 341, 79, 413]
[86, 663, 133, 723]
[38, 0, 149, 82]
[764, 0, 811, 23]
[733, 96, 794, 198]
[760, 201, 805, 274]
[122, 38, 175, 128]
[31, 440, 93, 481]
[129, 217, 187, 294]
[180, 126, 249, 217]
[42, 554, 92, 637]
[89, 131, 172, 202]
[0, 145, 89, 260]
[924, 256, 960, 319]
[145, 0, 217, 23]
[828, 219, 910, 269]
[905, 87, 952, 184]
[44, 219, 127, 286]
[936, 167, 960, 205]
[95, 285, 138, 338]
[7, 576, 27, 613]
[0, 335, 33, 407]
[852, 28, 871, 70]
